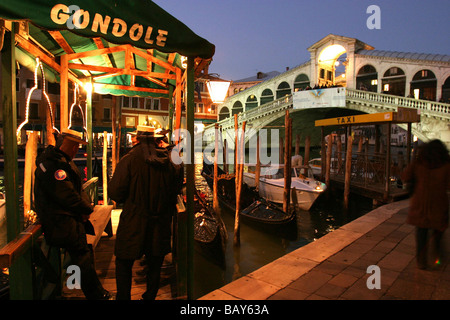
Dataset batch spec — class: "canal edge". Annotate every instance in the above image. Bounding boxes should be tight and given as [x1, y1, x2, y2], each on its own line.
[199, 199, 410, 300]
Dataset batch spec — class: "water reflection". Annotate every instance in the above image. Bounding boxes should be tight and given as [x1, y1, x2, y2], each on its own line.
[192, 152, 372, 298]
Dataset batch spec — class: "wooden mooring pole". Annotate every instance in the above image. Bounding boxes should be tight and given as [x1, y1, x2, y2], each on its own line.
[213, 123, 220, 213]
[234, 120, 246, 246]
[283, 110, 292, 213]
[344, 132, 353, 210]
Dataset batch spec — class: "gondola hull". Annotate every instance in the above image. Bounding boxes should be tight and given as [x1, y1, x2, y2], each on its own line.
[201, 162, 295, 226]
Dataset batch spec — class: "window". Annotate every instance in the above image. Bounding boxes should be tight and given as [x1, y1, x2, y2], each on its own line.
[103, 108, 111, 121]
[153, 99, 160, 110]
[29, 103, 39, 119]
[319, 69, 325, 79]
[145, 98, 160, 110]
[126, 117, 135, 127]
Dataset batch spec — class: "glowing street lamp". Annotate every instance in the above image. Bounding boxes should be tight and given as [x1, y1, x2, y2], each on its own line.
[206, 75, 231, 104]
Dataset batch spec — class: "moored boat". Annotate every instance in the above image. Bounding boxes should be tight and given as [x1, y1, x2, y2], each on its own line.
[243, 164, 326, 211]
[201, 162, 295, 226]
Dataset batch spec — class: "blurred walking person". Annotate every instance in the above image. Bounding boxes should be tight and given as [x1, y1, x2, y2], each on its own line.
[402, 139, 450, 269]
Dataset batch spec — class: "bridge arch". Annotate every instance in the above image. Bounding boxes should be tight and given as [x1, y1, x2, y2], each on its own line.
[443, 76, 450, 102]
[276, 81, 291, 99]
[294, 73, 310, 91]
[232, 101, 243, 115]
[245, 94, 258, 111]
[356, 64, 378, 92]
[382, 67, 406, 96]
[219, 106, 230, 121]
[410, 69, 437, 100]
[260, 88, 274, 105]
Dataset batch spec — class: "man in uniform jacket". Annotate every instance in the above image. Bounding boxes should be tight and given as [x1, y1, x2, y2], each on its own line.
[109, 126, 183, 300]
[34, 129, 111, 300]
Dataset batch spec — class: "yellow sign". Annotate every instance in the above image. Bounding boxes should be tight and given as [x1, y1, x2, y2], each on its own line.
[315, 112, 394, 127]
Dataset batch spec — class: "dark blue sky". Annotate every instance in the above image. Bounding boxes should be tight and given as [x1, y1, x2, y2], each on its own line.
[154, 0, 450, 81]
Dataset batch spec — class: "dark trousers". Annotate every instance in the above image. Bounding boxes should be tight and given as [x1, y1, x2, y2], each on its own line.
[115, 255, 164, 300]
[44, 215, 105, 299]
[416, 227, 443, 269]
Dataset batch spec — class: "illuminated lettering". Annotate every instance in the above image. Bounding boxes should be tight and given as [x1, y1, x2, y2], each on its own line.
[72, 9, 90, 29]
[49, 4, 169, 47]
[50, 4, 70, 25]
[92, 13, 111, 34]
[156, 29, 168, 47]
[144, 26, 154, 44]
[129, 23, 144, 41]
[112, 18, 127, 37]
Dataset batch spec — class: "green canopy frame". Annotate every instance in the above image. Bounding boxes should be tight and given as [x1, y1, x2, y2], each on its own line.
[0, 0, 213, 299]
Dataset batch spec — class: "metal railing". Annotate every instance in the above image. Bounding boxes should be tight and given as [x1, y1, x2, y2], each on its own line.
[206, 88, 450, 134]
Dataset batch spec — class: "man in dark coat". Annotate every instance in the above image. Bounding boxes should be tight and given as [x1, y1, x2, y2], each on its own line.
[109, 126, 183, 300]
[34, 129, 111, 300]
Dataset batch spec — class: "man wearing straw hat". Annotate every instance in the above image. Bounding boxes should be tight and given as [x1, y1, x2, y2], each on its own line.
[109, 125, 183, 300]
[34, 128, 111, 300]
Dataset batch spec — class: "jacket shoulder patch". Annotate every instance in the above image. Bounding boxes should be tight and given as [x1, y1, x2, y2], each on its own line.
[54, 169, 67, 181]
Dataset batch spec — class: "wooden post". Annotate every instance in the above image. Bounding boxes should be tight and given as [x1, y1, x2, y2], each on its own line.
[344, 131, 353, 209]
[23, 132, 38, 222]
[223, 139, 228, 174]
[337, 134, 343, 174]
[320, 128, 326, 181]
[384, 123, 392, 201]
[304, 135, 311, 166]
[86, 78, 93, 180]
[283, 111, 292, 213]
[103, 131, 108, 205]
[185, 57, 196, 299]
[406, 123, 412, 165]
[255, 134, 260, 192]
[234, 121, 246, 246]
[60, 54, 69, 130]
[325, 135, 332, 187]
[111, 96, 117, 174]
[295, 134, 300, 156]
[2, 24, 33, 300]
[213, 123, 220, 213]
[46, 104, 56, 146]
[175, 68, 182, 144]
[279, 136, 284, 165]
[234, 114, 238, 174]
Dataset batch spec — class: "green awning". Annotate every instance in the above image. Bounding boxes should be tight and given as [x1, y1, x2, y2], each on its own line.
[0, 1, 215, 98]
[0, 0, 214, 59]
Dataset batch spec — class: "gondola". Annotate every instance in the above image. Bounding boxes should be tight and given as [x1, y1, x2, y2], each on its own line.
[201, 161, 295, 226]
[188, 186, 227, 266]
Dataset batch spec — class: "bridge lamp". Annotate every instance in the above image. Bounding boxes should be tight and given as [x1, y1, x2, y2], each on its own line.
[206, 77, 231, 104]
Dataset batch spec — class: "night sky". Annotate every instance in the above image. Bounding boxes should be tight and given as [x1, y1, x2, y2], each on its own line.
[154, 0, 450, 81]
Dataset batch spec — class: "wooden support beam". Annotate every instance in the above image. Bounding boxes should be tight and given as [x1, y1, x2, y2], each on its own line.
[60, 54, 69, 130]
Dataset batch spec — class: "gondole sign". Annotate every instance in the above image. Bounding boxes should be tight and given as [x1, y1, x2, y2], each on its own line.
[0, 0, 215, 58]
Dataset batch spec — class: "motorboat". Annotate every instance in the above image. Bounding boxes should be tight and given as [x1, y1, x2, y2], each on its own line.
[243, 164, 327, 211]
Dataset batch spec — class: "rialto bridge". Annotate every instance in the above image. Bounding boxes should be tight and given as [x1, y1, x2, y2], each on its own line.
[202, 34, 450, 150]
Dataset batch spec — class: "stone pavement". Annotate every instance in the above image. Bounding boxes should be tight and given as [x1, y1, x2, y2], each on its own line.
[199, 199, 450, 300]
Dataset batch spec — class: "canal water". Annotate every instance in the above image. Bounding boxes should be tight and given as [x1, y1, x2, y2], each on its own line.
[0, 151, 374, 299]
[192, 152, 373, 299]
